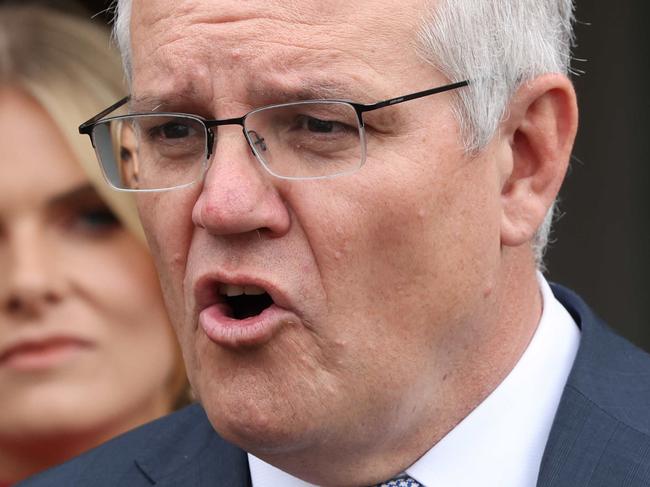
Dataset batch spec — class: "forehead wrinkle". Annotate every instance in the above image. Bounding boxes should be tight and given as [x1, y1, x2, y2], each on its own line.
[136, 35, 389, 109]
[134, 0, 425, 74]
[246, 74, 384, 105]
[210, 28, 394, 104]
[135, 0, 368, 34]
[201, 15, 417, 76]
[133, 0, 332, 62]
[158, 16, 389, 84]
[132, 0, 435, 117]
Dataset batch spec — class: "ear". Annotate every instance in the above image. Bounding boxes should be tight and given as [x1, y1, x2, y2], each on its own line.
[497, 74, 578, 248]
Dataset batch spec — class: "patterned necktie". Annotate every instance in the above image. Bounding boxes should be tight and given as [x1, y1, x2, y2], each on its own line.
[373, 475, 422, 487]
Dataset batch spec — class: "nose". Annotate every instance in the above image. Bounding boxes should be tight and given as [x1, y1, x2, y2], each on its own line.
[1, 229, 65, 318]
[191, 129, 291, 238]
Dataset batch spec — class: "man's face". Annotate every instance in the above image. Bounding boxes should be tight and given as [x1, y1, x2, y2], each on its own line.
[131, 0, 504, 467]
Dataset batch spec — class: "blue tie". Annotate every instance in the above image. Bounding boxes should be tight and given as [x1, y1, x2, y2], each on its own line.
[373, 476, 422, 487]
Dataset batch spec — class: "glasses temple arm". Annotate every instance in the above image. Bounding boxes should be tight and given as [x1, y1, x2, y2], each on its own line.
[354, 80, 470, 113]
[78, 96, 130, 135]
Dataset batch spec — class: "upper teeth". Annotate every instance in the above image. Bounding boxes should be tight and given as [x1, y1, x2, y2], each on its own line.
[219, 284, 266, 297]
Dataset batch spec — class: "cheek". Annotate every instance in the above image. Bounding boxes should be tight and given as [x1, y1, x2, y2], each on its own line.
[136, 191, 197, 323]
[296, 146, 502, 346]
[58, 236, 178, 414]
[67, 236, 172, 341]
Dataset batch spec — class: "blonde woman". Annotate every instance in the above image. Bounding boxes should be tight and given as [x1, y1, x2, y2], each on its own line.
[0, 6, 188, 484]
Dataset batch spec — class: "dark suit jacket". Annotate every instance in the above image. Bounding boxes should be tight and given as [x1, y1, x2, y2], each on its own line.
[18, 285, 650, 486]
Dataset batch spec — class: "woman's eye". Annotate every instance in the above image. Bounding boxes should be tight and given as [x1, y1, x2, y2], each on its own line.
[69, 207, 120, 235]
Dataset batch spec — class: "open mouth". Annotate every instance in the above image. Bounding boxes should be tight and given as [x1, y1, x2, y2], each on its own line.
[218, 284, 274, 320]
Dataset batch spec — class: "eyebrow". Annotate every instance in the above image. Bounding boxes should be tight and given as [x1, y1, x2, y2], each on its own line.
[248, 81, 377, 104]
[130, 79, 384, 115]
[48, 184, 100, 208]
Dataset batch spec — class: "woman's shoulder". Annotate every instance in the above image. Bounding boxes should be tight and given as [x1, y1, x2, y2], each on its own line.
[17, 403, 218, 487]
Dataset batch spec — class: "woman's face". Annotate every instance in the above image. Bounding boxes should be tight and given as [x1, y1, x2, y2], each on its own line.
[0, 88, 179, 446]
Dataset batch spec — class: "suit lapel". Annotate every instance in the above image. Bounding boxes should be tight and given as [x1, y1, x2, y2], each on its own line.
[536, 387, 619, 487]
[153, 435, 251, 487]
[537, 285, 649, 486]
[134, 404, 251, 487]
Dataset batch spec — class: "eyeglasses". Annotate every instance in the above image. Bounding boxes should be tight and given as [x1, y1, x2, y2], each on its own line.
[79, 80, 469, 192]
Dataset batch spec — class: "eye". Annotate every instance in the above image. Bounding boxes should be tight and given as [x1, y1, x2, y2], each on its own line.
[68, 206, 120, 236]
[306, 117, 336, 133]
[120, 146, 133, 161]
[151, 121, 195, 140]
[163, 122, 191, 139]
[296, 115, 353, 135]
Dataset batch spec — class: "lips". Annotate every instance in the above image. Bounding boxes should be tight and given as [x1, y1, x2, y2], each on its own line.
[0, 336, 92, 371]
[194, 276, 299, 349]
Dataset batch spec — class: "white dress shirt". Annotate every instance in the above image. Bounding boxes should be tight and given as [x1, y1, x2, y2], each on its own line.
[249, 275, 581, 487]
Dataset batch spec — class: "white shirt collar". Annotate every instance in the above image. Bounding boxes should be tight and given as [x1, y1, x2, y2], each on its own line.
[248, 275, 580, 487]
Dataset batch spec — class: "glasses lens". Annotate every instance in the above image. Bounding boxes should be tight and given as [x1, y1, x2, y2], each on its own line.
[92, 115, 207, 190]
[244, 101, 364, 179]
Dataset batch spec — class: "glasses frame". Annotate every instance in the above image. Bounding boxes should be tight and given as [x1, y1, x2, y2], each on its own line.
[79, 80, 469, 191]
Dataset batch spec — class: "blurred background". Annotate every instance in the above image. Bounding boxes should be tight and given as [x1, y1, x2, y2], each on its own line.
[2, 0, 649, 352]
[549, 3, 650, 352]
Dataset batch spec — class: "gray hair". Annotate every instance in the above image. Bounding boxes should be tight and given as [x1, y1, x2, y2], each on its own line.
[114, 0, 132, 81]
[112, 0, 575, 265]
[417, 0, 576, 265]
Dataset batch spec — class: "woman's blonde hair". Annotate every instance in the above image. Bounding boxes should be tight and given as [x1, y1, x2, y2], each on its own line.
[0, 4, 190, 408]
[0, 4, 144, 239]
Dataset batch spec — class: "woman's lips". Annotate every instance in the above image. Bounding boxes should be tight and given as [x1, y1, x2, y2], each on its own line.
[0, 338, 92, 371]
[199, 303, 298, 348]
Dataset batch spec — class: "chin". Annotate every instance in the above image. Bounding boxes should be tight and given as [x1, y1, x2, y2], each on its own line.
[208, 400, 308, 453]
[190, 325, 335, 452]
[0, 409, 95, 444]
[197, 372, 320, 455]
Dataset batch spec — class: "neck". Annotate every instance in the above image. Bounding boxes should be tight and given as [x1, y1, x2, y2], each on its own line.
[0, 432, 95, 483]
[0, 397, 172, 483]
